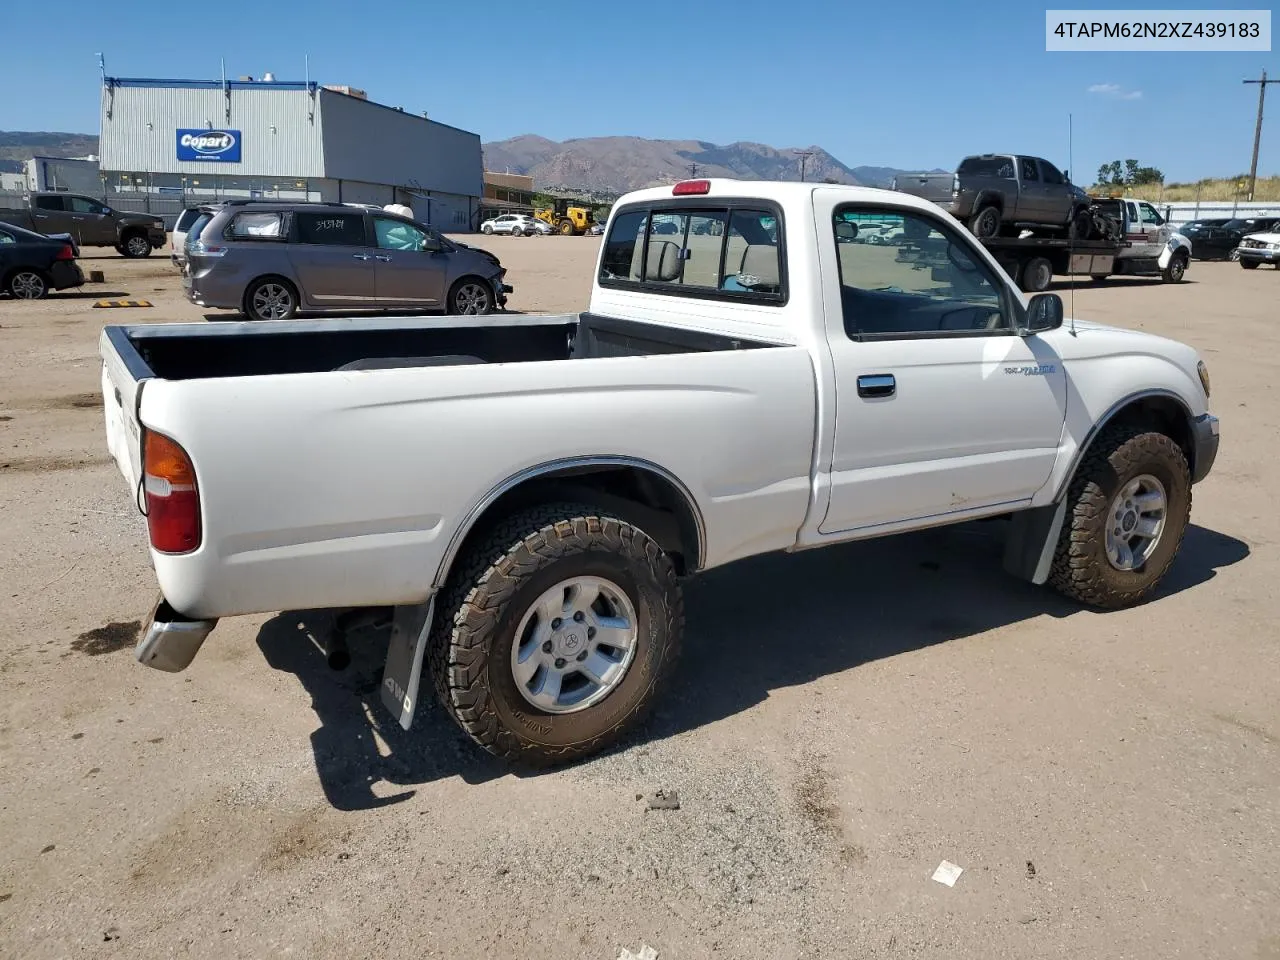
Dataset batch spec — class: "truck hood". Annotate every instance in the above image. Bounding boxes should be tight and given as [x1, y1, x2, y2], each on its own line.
[1057, 316, 1202, 372]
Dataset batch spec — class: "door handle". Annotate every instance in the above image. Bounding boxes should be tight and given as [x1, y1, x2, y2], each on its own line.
[857, 374, 896, 398]
[374, 255, 392, 262]
[352, 253, 372, 260]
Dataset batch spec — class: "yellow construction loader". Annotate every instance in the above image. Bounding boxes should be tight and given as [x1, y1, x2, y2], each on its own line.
[535, 198, 595, 236]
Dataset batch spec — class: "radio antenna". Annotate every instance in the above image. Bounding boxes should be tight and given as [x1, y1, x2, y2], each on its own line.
[1068, 112, 1077, 335]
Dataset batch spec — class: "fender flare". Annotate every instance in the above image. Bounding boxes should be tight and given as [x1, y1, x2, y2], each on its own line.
[1004, 388, 1195, 584]
[429, 455, 708, 591]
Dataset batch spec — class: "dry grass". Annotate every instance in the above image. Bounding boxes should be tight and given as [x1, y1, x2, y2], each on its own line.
[1106, 176, 1280, 202]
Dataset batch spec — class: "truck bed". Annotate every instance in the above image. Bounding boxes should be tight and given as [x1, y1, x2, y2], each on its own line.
[107, 311, 779, 382]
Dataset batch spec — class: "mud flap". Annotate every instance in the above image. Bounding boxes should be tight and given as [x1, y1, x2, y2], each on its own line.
[1002, 499, 1067, 585]
[379, 598, 435, 731]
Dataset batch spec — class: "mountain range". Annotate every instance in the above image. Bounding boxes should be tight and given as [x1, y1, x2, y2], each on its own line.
[481, 135, 942, 194]
[1, 129, 941, 194]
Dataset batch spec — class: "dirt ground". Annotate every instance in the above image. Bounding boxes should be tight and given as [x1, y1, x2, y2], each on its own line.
[1, 239, 1277, 960]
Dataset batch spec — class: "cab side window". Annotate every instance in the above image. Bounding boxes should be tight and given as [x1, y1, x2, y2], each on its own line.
[1139, 203, 1165, 226]
[1020, 159, 1039, 181]
[833, 207, 1009, 339]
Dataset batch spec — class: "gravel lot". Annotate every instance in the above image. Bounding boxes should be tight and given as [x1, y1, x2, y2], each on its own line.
[1, 239, 1277, 960]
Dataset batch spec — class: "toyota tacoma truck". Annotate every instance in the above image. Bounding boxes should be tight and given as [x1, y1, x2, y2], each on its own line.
[0, 192, 166, 258]
[99, 178, 1220, 767]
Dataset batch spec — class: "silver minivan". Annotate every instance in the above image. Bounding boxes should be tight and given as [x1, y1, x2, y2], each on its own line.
[184, 201, 512, 320]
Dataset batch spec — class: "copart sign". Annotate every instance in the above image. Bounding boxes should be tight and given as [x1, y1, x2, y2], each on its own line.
[176, 129, 242, 163]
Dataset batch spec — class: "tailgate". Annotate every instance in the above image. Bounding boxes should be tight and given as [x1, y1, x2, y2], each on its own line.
[99, 327, 149, 495]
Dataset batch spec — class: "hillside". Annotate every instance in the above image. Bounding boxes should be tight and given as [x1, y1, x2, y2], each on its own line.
[481, 135, 944, 193]
[0, 131, 99, 173]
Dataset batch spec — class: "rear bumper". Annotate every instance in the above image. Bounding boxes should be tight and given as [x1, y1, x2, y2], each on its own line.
[146, 228, 167, 248]
[49, 260, 85, 291]
[1191, 413, 1220, 484]
[135, 595, 217, 672]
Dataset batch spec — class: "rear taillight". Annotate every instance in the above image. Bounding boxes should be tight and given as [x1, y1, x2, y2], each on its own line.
[952, 173, 961, 196]
[143, 430, 201, 553]
[56, 244, 74, 261]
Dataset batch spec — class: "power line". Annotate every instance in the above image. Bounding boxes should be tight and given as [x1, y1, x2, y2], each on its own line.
[1243, 69, 1279, 201]
[794, 150, 815, 182]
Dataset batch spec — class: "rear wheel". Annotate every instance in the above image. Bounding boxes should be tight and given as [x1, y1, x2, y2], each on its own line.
[968, 206, 1001, 239]
[243, 277, 298, 321]
[1049, 425, 1190, 609]
[121, 233, 152, 258]
[449, 277, 494, 315]
[1020, 256, 1054, 292]
[429, 503, 683, 766]
[1240, 259, 1259, 270]
[1090, 275, 1110, 283]
[8, 269, 48, 299]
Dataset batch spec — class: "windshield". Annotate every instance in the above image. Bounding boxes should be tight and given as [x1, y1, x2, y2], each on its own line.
[1223, 218, 1266, 232]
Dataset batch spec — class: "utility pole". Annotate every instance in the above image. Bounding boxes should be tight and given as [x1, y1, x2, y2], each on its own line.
[794, 150, 814, 182]
[687, 162, 698, 178]
[1243, 70, 1280, 201]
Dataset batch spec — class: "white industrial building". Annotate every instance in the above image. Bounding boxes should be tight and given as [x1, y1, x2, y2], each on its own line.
[99, 76, 483, 230]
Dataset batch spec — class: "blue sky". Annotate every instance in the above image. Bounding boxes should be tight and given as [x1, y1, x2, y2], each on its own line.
[3, 0, 1275, 182]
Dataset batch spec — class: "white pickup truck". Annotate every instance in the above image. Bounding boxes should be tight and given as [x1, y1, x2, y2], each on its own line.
[100, 179, 1220, 766]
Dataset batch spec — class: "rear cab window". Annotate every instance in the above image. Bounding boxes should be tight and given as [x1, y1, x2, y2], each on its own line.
[598, 201, 785, 303]
[958, 157, 1016, 179]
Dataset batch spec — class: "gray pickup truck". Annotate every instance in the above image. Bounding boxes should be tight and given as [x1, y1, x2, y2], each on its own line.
[0, 192, 166, 258]
[894, 154, 1092, 241]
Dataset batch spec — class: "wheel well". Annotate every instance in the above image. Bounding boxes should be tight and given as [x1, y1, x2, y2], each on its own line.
[975, 194, 1004, 212]
[243, 274, 299, 305]
[1097, 395, 1194, 471]
[439, 463, 703, 586]
[448, 274, 491, 300]
[3, 265, 48, 289]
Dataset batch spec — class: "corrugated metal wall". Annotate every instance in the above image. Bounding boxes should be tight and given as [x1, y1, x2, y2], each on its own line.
[318, 90, 482, 197]
[100, 82, 326, 178]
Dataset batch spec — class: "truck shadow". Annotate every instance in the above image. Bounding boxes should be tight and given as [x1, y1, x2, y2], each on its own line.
[257, 520, 1247, 807]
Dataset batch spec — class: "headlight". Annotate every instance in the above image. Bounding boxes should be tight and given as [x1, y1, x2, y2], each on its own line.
[1197, 360, 1211, 399]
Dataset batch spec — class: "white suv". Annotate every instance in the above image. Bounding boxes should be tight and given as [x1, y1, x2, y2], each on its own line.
[480, 214, 547, 237]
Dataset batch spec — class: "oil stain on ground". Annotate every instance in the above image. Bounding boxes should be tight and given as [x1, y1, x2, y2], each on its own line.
[1, 455, 113, 474]
[793, 751, 867, 865]
[70, 621, 142, 657]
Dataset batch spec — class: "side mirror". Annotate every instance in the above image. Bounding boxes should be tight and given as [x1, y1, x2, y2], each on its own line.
[1024, 293, 1064, 334]
[421, 237, 443, 253]
[1063, 169, 1070, 181]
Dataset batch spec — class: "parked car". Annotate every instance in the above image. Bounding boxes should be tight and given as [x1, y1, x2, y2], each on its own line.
[171, 204, 226, 268]
[0, 221, 85, 299]
[1180, 216, 1280, 261]
[587, 221, 606, 236]
[1237, 229, 1280, 268]
[183, 200, 512, 320]
[893, 154, 1092, 241]
[0, 192, 166, 258]
[101, 178, 1218, 768]
[480, 214, 544, 236]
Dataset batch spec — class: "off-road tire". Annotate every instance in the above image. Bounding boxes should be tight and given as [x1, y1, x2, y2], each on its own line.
[1240, 259, 1259, 270]
[429, 502, 683, 767]
[1048, 425, 1191, 609]
[968, 206, 1001, 239]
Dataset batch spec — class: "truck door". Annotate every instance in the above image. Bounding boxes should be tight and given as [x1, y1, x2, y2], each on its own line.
[65, 195, 115, 245]
[1016, 157, 1045, 222]
[30, 194, 70, 236]
[1037, 160, 1073, 226]
[1132, 201, 1169, 255]
[816, 198, 1068, 533]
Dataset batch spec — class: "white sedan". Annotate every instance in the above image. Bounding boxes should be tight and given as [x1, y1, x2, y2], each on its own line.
[481, 214, 549, 237]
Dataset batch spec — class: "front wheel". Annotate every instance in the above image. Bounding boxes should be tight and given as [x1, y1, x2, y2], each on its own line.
[1068, 208, 1093, 242]
[481, 224, 493, 235]
[449, 277, 494, 315]
[121, 233, 153, 258]
[1240, 259, 1259, 270]
[1048, 426, 1191, 609]
[1228, 248, 1241, 262]
[558, 219, 575, 236]
[429, 503, 683, 766]
[1161, 252, 1187, 283]
[8, 269, 48, 299]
